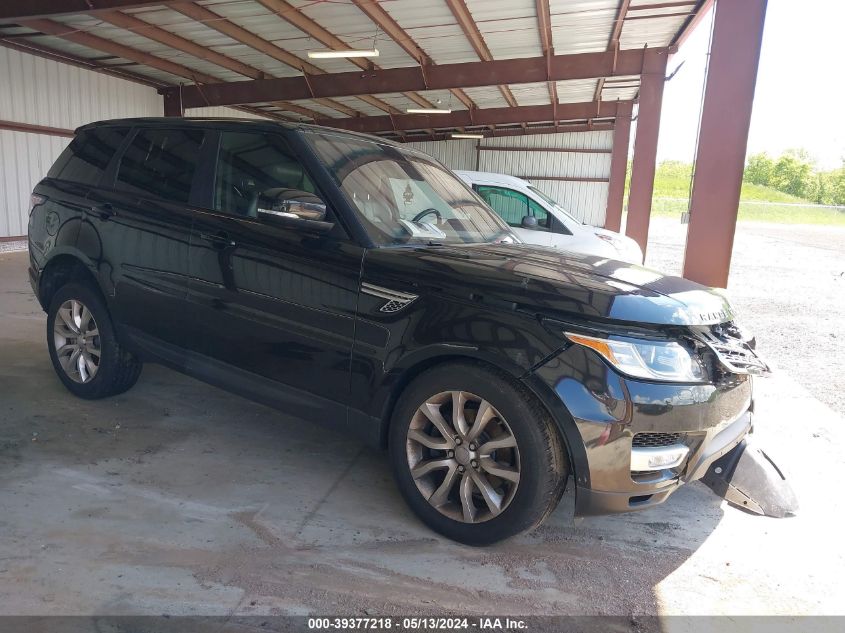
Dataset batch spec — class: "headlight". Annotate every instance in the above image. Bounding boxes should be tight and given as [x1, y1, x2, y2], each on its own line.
[565, 332, 706, 383]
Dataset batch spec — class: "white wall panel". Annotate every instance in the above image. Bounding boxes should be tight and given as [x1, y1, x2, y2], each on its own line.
[0, 47, 163, 237]
[185, 106, 268, 119]
[0, 47, 161, 129]
[407, 130, 614, 226]
[404, 139, 477, 171]
[0, 131, 70, 237]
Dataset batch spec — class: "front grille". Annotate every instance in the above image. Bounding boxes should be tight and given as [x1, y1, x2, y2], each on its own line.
[632, 432, 683, 448]
[697, 322, 770, 376]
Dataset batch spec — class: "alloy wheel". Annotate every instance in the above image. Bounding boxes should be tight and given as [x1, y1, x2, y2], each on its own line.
[405, 391, 521, 523]
[53, 299, 101, 384]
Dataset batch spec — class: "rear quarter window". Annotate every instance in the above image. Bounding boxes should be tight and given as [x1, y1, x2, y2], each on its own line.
[115, 128, 205, 204]
[47, 127, 130, 186]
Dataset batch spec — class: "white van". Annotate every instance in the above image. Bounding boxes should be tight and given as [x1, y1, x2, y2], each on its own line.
[456, 170, 643, 264]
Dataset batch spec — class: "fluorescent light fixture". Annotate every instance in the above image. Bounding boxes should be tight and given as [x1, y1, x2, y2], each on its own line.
[307, 48, 379, 59]
[406, 108, 452, 114]
[451, 133, 484, 139]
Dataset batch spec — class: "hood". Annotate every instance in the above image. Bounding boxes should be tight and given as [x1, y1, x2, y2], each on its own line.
[363, 243, 735, 327]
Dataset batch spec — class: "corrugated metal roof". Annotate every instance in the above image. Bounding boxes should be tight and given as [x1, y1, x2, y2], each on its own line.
[382, 2, 480, 65]
[0, 0, 706, 131]
[549, 0, 618, 54]
[466, 0, 543, 59]
[509, 82, 552, 106]
[462, 86, 510, 109]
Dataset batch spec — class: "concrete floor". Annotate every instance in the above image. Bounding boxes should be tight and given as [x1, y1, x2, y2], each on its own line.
[1, 233, 843, 619]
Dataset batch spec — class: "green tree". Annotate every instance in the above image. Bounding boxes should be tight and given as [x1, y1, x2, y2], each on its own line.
[744, 152, 774, 186]
[769, 149, 815, 198]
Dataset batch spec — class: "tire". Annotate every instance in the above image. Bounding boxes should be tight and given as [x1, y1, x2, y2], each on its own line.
[46, 282, 142, 399]
[389, 362, 569, 545]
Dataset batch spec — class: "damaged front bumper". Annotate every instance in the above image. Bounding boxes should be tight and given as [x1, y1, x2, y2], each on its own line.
[701, 439, 798, 517]
[529, 341, 763, 516]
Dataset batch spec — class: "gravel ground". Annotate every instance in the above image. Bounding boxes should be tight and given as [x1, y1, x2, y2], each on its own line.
[644, 217, 845, 415]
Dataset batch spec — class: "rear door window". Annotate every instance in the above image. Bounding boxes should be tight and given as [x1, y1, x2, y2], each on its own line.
[474, 185, 549, 229]
[116, 128, 205, 203]
[213, 131, 315, 217]
[47, 127, 129, 187]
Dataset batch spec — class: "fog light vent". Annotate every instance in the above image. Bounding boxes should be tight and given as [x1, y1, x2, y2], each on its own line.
[632, 432, 682, 448]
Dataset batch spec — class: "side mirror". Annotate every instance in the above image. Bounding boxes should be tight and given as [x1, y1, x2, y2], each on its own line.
[256, 188, 334, 234]
[521, 215, 538, 229]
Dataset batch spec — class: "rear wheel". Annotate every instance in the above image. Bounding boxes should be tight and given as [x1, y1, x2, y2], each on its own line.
[47, 282, 142, 399]
[389, 362, 568, 545]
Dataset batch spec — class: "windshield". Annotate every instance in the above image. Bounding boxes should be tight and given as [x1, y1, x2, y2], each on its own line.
[527, 184, 583, 225]
[304, 131, 517, 246]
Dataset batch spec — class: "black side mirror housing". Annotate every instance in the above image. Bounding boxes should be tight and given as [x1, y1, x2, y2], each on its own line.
[521, 215, 538, 229]
[256, 188, 334, 234]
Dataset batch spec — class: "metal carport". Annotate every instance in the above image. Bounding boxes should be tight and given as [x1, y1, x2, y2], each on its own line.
[0, 0, 767, 287]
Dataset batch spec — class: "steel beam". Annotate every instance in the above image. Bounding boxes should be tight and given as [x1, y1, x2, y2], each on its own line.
[256, 0, 427, 112]
[391, 122, 615, 143]
[159, 49, 651, 109]
[351, 0, 476, 110]
[625, 47, 668, 254]
[0, 38, 166, 88]
[166, 2, 369, 117]
[315, 101, 625, 134]
[20, 18, 221, 84]
[604, 100, 633, 232]
[0, 1, 179, 21]
[0, 119, 74, 137]
[682, 0, 767, 288]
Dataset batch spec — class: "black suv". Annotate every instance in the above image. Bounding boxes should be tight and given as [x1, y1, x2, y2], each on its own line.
[27, 118, 767, 544]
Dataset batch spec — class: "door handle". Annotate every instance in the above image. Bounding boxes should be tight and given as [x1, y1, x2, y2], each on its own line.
[91, 203, 116, 220]
[199, 231, 237, 250]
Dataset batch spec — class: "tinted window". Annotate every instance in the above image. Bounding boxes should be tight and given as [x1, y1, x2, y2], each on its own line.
[48, 127, 129, 186]
[213, 132, 315, 217]
[305, 131, 512, 246]
[116, 128, 205, 203]
[475, 185, 549, 229]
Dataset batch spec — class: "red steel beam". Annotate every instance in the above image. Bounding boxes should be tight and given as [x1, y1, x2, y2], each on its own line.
[604, 100, 633, 232]
[0, 37, 167, 88]
[316, 101, 625, 134]
[0, 119, 75, 137]
[479, 146, 612, 154]
[535, 0, 559, 108]
[255, 0, 427, 113]
[445, 0, 522, 110]
[99, 10, 355, 119]
[167, 2, 369, 117]
[20, 18, 222, 84]
[682, 0, 767, 288]
[624, 47, 668, 254]
[391, 122, 615, 143]
[350, 0, 476, 111]
[672, 0, 714, 50]
[607, 0, 632, 50]
[0, 1, 179, 21]
[96, 10, 265, 80]
[518, 176, 609, 183]
[160, 49, 652, 109]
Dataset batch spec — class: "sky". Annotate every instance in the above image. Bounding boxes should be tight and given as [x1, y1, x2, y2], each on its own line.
[655, 0, 845, 170]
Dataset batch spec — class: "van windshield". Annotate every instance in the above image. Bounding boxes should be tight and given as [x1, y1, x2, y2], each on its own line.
[304, 131, 517, 246]
[527, 185, 583, 225]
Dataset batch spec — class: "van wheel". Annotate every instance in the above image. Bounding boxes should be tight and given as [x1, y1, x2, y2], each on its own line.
[389, 362, 568, 545]
[47, 282, 142, 399]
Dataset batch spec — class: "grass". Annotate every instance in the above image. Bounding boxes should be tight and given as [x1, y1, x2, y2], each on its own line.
[630, 164, 845, 226]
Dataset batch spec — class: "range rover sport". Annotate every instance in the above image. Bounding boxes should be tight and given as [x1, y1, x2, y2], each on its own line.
[27, 118, 769, 544]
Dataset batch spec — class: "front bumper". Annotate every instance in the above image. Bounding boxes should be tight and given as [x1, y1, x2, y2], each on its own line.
[528, 342, 754, 516]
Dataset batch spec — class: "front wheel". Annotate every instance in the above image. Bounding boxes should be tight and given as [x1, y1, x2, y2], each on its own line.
[47, 282, 142, 399]
[389, 362, 569, 545]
